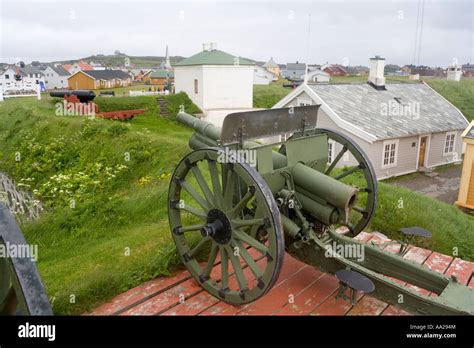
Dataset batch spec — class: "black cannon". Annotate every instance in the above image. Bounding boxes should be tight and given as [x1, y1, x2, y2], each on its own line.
[50, 89, 96, 103]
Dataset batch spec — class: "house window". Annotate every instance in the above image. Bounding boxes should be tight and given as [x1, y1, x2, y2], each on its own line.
[297, 98, 312, 106]
[382, 139, 398, 168]
[5, 74, 9, 79]
[194, 79, 198, 94]
[327, 140, 336, 164]
[443, 132, 456, 155]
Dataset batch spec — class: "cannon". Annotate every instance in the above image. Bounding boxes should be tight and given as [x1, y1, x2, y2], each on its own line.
[169, 106, 474, 315]
[50, 89, 96, 103]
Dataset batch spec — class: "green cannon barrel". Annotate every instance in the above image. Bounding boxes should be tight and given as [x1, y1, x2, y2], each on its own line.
[177, 111, 356, 224]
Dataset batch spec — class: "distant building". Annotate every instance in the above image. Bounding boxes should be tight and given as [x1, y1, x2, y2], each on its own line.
[273, 56, 468, 180]
[0, 65, 45, 91]
[263, 57, 280, 77]
[447, 64, 462, 81]
[67, 70, 132, 90]
[150, 70, 174, 90]
[174, 43, 254, 110]
[159, 45, 172, 70]
[321, 64, 348, 77]
[282, 62, 306, 80]
[302, 69, 330, 83]
[43, 65, 70, 89]
[138, 69, 153, 83]
[63, 61, 94, 75]
[462, 63, 474, 77]
[254, 65, 277, 85]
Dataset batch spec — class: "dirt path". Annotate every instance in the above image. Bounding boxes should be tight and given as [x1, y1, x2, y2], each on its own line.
[388, 166, 462, 205]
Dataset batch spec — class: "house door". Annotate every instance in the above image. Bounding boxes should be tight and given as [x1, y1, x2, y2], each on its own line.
[418, 136, 428, 168]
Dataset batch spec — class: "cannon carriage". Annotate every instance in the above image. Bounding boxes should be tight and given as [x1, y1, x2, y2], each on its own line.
[169, 105, 474, 314]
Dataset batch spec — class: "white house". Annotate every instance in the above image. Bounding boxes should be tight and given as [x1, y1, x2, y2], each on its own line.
[0, 65, 45, 92]
[174, 43, 254, 110]
[302, 69, 330, 83]
[43, 65, 70, 90]
[254, 65, 277, 85]
[273, 56, 469, 180]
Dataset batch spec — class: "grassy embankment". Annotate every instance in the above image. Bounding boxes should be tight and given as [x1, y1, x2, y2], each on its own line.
[0, 93, 199, 315]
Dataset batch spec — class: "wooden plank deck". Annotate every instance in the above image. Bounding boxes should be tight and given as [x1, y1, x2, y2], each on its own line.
[90, 232, 474, 316]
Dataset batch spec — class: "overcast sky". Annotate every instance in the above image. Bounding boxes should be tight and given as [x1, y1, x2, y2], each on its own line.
[0, 0, 472, 67]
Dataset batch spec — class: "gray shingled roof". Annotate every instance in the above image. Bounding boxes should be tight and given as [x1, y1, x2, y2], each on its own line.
[308, 83, 468, 139]
[81, 70, 131, 80]
[286, 63, 306, 70]
[50, 66, 70, 76]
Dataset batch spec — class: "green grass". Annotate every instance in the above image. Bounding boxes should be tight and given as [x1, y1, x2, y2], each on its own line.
[338, 170, 474, 259]
[0, 95, 193, 314]
[253, 79, 291, 108]
[425, 79, 474, 122]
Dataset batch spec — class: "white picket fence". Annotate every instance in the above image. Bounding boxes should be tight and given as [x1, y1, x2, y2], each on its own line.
[0, 82, 41, 101]
[129, 90, 169, 97]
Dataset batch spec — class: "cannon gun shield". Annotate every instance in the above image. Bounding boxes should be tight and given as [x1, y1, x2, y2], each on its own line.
[220, 105, 320, 145]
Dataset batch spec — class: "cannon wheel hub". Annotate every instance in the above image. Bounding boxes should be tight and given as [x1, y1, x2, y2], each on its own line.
[201, 209, 232, 244]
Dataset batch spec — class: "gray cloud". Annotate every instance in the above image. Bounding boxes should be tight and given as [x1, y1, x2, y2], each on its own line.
[0, 0, 472, 66]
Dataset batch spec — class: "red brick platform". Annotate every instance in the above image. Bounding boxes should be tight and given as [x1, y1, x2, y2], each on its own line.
[90, 232, 474, 316]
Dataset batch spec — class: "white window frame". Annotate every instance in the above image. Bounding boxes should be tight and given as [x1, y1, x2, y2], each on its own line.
[327, 139, 336, 164]
[381, 139, 399, 169]
[443, 131, 456, 156]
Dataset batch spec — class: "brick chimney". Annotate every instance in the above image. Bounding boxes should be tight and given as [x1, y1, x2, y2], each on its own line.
[368, 56, 386, 90]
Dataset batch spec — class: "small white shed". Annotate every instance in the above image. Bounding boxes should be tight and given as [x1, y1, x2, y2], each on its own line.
[174, 44, 254, 110]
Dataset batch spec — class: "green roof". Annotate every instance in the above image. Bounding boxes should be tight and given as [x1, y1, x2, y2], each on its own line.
[150, 70, 174, 78]
[174, 49, 254, 66]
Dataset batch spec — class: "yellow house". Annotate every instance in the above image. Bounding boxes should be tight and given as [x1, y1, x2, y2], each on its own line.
[67, 70, 132, 90]
[263, 57, 280, 77]
[455, 121, 474, 210]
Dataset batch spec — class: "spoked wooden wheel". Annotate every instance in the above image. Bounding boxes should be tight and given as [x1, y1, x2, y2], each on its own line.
[168, 148, 284, 304]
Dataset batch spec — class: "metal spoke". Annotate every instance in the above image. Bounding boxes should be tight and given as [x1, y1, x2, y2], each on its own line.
[233, 228, 269, 255]
[202, 243, 218, 279]
[208, 159, 223, 206]
[179, 179, 210, 211]
[225, 245, 247, 291]
[250, 205, 264, 238]
[353, 206, 369, 218]
[326, 145, 348, 175]
[219, 246, 229, 289]
[178, 204, 207, 219]
[232, 218, 265, 229]
[189, 237, 211, 257]
[228, 187, 255, 218]
[233, 240, 263, 279]
[223, 170, 236, 210]
[191, 165, 215, 206]
[174, 223, 206, 235]
[334, 164, 361, 181]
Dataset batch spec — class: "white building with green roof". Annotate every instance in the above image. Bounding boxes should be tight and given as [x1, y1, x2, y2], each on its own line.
[174, 43, 254, 110]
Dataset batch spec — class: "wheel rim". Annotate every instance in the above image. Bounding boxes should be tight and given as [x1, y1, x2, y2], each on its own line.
[168, 148, 284, 304]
